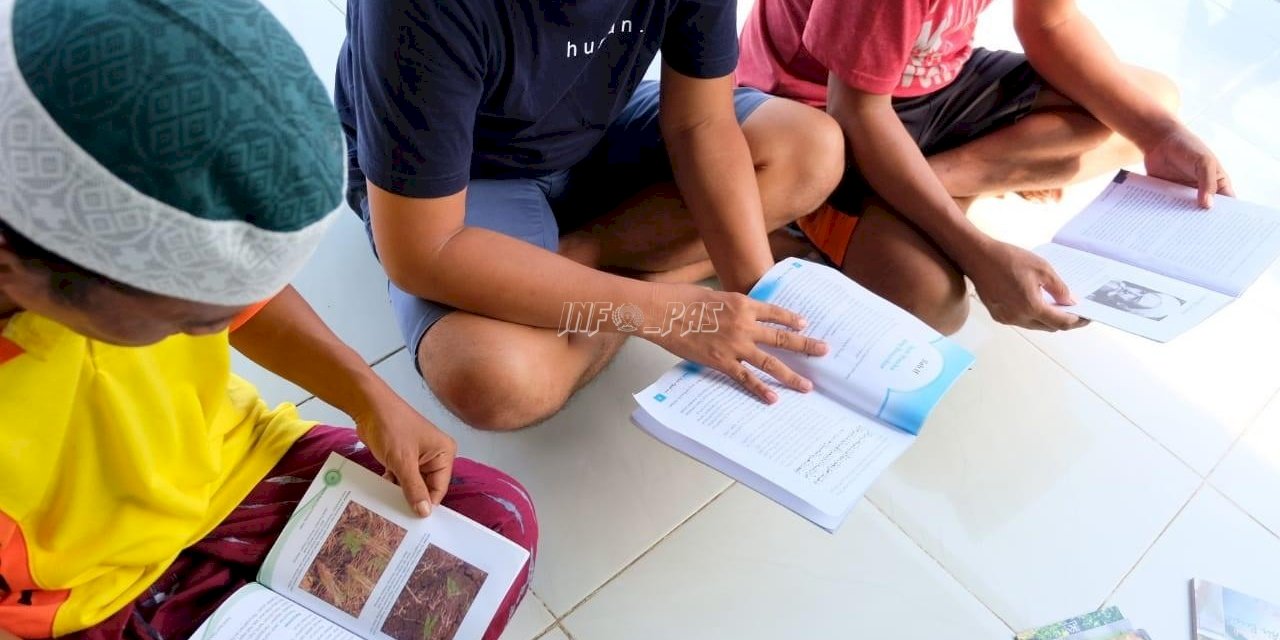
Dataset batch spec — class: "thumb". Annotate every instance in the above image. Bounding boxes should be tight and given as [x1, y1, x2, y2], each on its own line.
[1041, 267, 1076, 306]
[390, 455, 434, 518]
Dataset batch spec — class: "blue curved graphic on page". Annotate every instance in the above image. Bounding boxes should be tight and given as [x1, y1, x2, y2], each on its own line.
[876, 338, 975, 435]
[748, 260, 805, 302]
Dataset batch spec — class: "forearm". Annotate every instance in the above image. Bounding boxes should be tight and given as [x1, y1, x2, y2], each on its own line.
[382, 223, 664, 331]
[230, 286, 390, 421]
[663, 118, 773, 293]
[832, 97, 992, 270]
[1018, 7, 1178, 150]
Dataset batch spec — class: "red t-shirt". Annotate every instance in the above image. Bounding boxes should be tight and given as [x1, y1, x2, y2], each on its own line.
[739, 0, 994, 106]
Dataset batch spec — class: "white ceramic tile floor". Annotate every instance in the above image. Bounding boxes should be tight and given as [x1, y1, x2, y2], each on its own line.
[1210, 393, 1280, 537]
[537, 628, 571, 640]
[498, 593, 557, 640]
[1107, 488, 1280, 640]
[868, 305, 1202, 631]
[228, 0, 1280, 637]
[561, 485, 1012, 640]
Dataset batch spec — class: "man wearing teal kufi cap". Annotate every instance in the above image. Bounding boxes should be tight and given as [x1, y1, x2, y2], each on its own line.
[0, 1, 536, 637]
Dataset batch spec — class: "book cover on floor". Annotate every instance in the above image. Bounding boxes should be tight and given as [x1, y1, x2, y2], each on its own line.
[1034, 170, 1280, 342]
[1016, 606, 1150, 640]
[632, 259, 975, 531]
[1193, 578, 1280, 640]
[191, 453, 529, 640]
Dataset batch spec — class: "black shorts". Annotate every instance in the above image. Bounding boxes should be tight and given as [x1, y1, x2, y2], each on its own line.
[828, 48, 1046, 213]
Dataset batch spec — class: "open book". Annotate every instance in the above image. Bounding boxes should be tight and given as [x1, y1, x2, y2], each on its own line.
[192, 453, 528, 640]
[632, 259, 975, 531]
[1193, 578, 1280, 640]
[1035, 171, 1280, 341]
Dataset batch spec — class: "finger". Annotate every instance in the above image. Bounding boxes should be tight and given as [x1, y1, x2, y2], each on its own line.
[751, 300, 808, 331]
[421, 451, 455, 506]
[1025, 319, 1057, 333]
[1217, 172, 1236, 198]
[746, 347, 813, 392]
[724, 362, 778, 404]
[1040, 267, 1077, 306]
[1197, 159, 1217, 209]
[759, 325, 828, 357]
[1036, 303, 1087, 331]
[389, 454, 434, 517]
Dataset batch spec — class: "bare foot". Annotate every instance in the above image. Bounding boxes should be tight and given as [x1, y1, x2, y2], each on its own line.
[1015, 188, 1064, 203]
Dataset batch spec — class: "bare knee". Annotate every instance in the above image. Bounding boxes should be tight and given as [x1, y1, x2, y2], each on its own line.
[901, 282, 971, 336]
[842, 205, 971, 335]
[787, 111, 846, 212]
[747, 100, 846, 224]
[423, 348, 571, 432]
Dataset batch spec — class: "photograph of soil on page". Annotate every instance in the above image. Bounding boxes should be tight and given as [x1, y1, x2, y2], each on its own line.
[381, 545, 488, 640]
[300, 501, 406, 617]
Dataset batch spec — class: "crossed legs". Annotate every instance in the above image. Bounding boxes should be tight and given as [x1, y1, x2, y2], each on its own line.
[420, 99, 844, 431]
[839, 67, 1179, 335]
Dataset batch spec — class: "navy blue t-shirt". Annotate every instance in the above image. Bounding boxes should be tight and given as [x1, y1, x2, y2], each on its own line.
[335, 0, 739, 199]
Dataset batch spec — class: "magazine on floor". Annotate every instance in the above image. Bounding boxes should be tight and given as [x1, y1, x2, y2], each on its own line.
[1034, 170, 1280, 342]
[191, 453, 529, 640]
[1015, 606, 1150, 639]
[632, 259, 975, 531]
[1193, 578, 1280, 640]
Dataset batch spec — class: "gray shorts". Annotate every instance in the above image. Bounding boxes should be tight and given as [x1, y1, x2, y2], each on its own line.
[349, 81, 773, 360]
[828, 48, 1046, 212]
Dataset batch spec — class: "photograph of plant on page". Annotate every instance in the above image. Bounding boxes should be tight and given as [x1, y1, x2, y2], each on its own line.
[299, 502, 406, 618]
[381, 546, 488, 640]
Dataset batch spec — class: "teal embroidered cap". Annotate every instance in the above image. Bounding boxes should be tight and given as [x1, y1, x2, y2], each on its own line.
[0, 0, 344, 305]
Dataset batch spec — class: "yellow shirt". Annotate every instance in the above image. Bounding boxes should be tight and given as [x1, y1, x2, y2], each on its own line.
[0, 312, 313, 637]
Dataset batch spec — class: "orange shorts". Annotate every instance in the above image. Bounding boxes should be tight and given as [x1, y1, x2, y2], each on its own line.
[796, 203, 860, 268]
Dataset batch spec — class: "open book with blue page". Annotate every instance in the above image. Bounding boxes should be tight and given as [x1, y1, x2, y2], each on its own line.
[632, 259, 975, 531]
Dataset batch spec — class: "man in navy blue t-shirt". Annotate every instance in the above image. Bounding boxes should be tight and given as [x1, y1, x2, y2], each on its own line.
[336, 0, 845, 431]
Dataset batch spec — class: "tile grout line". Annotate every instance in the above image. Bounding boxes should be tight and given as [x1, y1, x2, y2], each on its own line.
[522, 588, 560, 640]
[1012, 329, 1213, 479]
[864, 495, 1017, 633]
[546, 480, 738, 628]
[1099, 481, 1280, 609]
[557, 622, 577, 640]
[1201, 484, 1280, 541]
[1099, 478, 1204, 607]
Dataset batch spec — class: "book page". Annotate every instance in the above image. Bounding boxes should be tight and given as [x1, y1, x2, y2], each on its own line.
[634, 366, 914, 530]
[192, 584, 359, 640]
[258, 454, 529, 640]
[1054, 171, 1280, 296]
[1193, 579, 1280, 640]
[749, 259, 974, 434]
[1036, 244, 1233, 342]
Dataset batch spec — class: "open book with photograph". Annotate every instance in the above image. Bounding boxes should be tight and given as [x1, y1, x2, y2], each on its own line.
[632, 259, 975, 531]
[1035, 171, 1280, 342]
[192, 453, 529, 640]
[1193, 578, 1280, 640]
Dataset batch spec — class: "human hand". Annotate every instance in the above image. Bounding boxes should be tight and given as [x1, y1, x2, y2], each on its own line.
[644, 284, 829, 403]
[1144, 126, 1235, 208]
[967, 240, 1089, 332]
[352, 389, 457, 517]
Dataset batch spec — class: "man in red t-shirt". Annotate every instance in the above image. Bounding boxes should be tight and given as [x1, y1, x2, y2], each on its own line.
[739, 0, 1233, 335]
